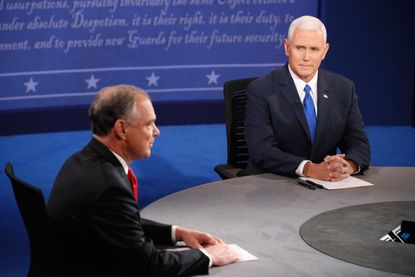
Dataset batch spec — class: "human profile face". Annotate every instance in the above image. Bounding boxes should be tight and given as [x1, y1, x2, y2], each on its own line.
[284, 28, 329, 83]
[124, 96, 160, 160]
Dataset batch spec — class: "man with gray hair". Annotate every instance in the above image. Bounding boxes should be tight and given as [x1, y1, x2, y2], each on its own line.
[48, 84, 239, 276]
[244, 15, 370, 181]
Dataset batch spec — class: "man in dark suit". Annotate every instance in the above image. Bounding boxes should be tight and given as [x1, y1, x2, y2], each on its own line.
[244, 15, 370, 181]
[47, 84, 239, 276]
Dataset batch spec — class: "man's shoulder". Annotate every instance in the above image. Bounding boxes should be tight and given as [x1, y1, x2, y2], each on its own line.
[258, 65, 287, 81]
[249, 66, 287, 90]
[57, 144, 124, 191]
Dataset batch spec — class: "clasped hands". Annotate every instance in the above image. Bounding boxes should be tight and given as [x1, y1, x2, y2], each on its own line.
[175, 227, 240, 266]
[304, 154, 358, 182]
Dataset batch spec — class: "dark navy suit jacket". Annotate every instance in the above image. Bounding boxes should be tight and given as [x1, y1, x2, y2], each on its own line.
[47, 138, 209, 276]
[244, 64, 370, 176]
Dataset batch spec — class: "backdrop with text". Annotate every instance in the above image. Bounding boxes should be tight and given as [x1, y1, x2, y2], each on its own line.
[0, 0, 318, 111]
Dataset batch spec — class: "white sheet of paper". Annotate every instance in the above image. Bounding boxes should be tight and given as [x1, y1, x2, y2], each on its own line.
[300, 176, 374, 190]
[164, 243, 258, 262]
[228, 244, 258, 262]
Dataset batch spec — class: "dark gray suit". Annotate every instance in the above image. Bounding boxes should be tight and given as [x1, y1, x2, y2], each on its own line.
[47, 138, 209, 276]
[244, 64, 370, 176]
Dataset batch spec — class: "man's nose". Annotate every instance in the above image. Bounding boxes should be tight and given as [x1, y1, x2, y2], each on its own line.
[303, 49, 310, 60]
[154, 125, 160, 137]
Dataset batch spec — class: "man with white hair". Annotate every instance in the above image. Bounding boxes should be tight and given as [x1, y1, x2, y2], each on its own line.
[244, 15, 370, 181]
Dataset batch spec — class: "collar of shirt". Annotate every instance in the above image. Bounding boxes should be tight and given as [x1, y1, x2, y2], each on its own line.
[288, 65, 319, 114]
[110, 150, 129, 175]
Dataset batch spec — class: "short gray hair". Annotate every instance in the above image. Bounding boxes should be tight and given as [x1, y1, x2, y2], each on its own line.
[287, 15, 327, 43]
[89, 84, 149, 136]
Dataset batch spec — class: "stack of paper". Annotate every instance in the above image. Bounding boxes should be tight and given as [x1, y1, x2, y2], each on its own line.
[299, 176, 374, 190]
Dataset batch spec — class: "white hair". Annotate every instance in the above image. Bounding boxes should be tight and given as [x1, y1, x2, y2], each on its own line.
[287, 15, 327, 43]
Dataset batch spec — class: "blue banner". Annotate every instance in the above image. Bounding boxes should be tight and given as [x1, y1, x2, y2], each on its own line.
[0, 0, 318, 110]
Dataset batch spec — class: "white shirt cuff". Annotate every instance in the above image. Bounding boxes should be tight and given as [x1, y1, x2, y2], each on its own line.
[171, 225, 177, 242]
[351, 164, 361, 175]
[296, 160, 310, 176]
[198, 248, 213, 267]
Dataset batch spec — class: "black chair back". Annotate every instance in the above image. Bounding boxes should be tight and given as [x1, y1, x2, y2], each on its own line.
[214, 77, 257, 179]
[4, 162, 63, 277]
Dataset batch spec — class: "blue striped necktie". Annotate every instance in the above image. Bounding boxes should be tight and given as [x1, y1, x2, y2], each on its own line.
[303, 84, 316, 142]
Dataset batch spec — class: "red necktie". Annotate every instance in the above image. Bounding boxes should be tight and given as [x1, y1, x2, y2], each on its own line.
[127, 167, 138, 201]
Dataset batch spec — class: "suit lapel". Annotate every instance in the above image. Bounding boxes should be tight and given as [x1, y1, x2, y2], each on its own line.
[278, 66, 311, 141]
[314, 71, 331, 145]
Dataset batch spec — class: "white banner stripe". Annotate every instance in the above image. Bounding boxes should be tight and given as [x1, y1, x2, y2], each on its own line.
[0, 87, 222, 101]
[0, 63, 283, 77]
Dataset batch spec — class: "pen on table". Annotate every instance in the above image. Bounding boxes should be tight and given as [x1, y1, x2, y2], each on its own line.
[297, 180, 315, 190]
[305, 180, 325, 189]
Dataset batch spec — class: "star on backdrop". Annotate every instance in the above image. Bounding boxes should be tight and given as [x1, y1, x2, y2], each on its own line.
[24, 78, 38, 92]
[206, 70, 220, 85]
[85, 74, 100, 89]
[146, 72, 160, 87]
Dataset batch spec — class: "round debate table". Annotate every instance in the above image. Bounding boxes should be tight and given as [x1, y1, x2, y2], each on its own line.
[142, 167, 415, 276]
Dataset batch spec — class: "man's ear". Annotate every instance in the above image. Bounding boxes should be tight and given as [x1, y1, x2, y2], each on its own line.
[113, 119, 127, 140]
[322, 43, 330, 60]
[284, 38, 289, 56]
